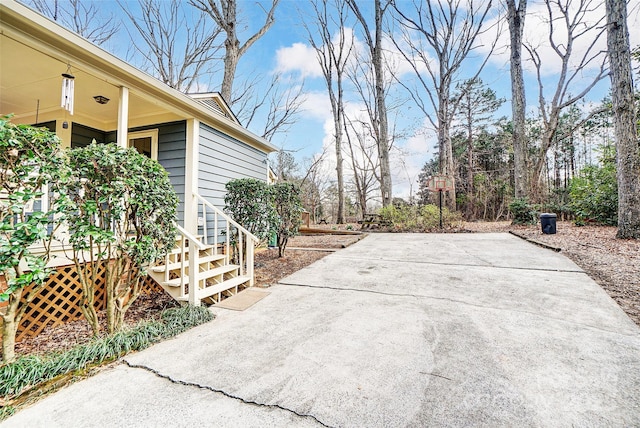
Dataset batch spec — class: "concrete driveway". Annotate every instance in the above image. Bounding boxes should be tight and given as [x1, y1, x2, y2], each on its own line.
[4, 233, 640, 427]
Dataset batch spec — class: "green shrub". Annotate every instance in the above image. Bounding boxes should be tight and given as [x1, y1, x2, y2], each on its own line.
[509, 198, 537, 225]
[569, 161, 618, 225]
[1, 117, 68, 363]
[0, 305, 212, 403]
[224, 179, 277, 242]
[379, 204, 420, 229]
[379, 204, 462, 230]
[420, 204, 463, 229]
[272, 182, 303, 257]
[61, 143, 178, 335]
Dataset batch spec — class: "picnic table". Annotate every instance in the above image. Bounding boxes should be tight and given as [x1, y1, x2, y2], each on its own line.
[357, 213, 392, 229]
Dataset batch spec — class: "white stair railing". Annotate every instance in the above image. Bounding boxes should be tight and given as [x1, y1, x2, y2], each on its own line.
[194, 193, 259, 286]
[172, 223, 206, 305]
[154, 196, 259, 306]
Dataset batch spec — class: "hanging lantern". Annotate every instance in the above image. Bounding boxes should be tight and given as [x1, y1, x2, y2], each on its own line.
[61, 66, 75, 115]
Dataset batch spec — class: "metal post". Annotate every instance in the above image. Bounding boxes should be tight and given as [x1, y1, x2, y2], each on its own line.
[439, 189, 443, 229]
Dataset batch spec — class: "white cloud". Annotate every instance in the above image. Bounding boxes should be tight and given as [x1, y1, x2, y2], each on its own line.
[275, 42, 322, 78]
[299, 90, 332, 121]
[482, 0, 640, 77]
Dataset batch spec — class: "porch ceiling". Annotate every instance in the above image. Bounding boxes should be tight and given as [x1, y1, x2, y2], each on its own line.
[0, 32, 180, 130]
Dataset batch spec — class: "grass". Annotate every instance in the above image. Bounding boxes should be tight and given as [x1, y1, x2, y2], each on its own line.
[0, 305, 213, 419]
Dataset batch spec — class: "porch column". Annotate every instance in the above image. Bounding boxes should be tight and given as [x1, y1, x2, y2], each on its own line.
[185, 119, 200, 306]
[184, 118, 200, 234]
[116, 86, 129, 148]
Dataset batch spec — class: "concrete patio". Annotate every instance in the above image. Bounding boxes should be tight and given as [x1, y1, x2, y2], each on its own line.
[3, 233, 640, 427]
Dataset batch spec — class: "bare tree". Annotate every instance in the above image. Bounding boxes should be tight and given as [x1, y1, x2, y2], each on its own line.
[345, 45, 390, 207]
[605, 0, 640, 238]
[506, 0, 528, 199]
[346, 0, 393, 207]
[344, 116, 381, 216]
[189, 0, 303, 141]
[240, 73, 306, 141]
[190, 0, 279, 104]
[305, 0, 354, 224]
[391, 0, 498, 210]
[120, 0, 221, 92]
[525, 0, 608, 200]
[299, 151, 330, 224]
[272, 148, 299, 182]
[27, 0, 118, 45]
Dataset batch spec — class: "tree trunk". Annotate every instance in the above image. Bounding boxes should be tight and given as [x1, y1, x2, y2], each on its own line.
[1, 289, 21, 363]
[605, 0, 640, 239]
[278, 235, 288, 258]
[105, 260, 118, 334]
[192, 0, 279, 105]
[221, 38, 239, 103]
[507, 0, 528, 199]
[335, 115, 345, 224]
[373, 0, 392, 207]
[531, 122, 559, 202]
[437, 95, 456, 210]
[76, 259, 100, 336]
[1, 316, 17, 364]
[466, 104, 475, 219]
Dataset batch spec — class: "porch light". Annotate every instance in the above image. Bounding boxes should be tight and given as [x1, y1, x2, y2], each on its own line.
[93, 95, 110, 105]
[60, 66, 75, 115]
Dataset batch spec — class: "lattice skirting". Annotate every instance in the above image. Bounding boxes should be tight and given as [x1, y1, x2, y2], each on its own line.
[0, 264, 164, 342]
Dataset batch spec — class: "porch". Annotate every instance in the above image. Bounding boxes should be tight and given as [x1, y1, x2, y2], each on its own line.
[1, 1, 276, 320]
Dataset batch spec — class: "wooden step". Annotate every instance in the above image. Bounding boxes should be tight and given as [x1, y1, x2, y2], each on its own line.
[161, 264, 240, 287]
[151, 254, 226, 273]
[199, 276, 252, 300]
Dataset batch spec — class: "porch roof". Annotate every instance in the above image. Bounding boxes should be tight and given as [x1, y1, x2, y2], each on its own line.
[0, 0, 277, 154]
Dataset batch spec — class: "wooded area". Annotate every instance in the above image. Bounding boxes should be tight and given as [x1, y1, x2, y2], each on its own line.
[25, 0, 640, 238]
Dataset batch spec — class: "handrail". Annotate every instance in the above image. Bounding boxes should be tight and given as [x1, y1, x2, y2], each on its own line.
[155, 195, 258, 305]
[194, 193, 260, 244]
[175, 223, 206, 249]
[194, 193, 256, 287]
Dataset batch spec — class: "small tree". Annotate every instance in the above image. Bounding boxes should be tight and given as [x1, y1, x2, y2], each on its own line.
[224, 178, 277, 242]
[62, 143, 178, 335]
[1, 118, 67, 363]
[272, 183, 303, 258]
[570, 147, 618, 225]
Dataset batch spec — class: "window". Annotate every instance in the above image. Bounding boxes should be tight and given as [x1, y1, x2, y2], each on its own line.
[128, 129, 158, 160]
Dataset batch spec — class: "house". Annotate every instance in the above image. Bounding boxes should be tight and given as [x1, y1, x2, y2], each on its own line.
[0, 0, 277, 306]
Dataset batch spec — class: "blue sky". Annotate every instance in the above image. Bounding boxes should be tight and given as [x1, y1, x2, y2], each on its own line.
[44, 0, 640, 199]
[242, 0, 639, 199]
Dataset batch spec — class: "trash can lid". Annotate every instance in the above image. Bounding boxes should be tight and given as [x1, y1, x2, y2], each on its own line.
[540, 213, 557, 218]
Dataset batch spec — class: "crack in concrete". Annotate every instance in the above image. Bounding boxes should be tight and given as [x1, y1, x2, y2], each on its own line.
[123, 360, 334, 428]
[276, 282, 640, 338]
[419, 371, 452, 381]
[326, 255, 585, 274]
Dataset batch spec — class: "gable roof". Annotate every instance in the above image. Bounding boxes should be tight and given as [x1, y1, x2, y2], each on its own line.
[0, 0, 277, 154]
[188, 92, 240, 124]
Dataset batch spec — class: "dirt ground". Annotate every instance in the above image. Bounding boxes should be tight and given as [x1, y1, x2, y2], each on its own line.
[13, 222, 639, 358]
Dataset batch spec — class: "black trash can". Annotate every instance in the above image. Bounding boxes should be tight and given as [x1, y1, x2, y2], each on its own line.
[540, 213, 557, 234]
